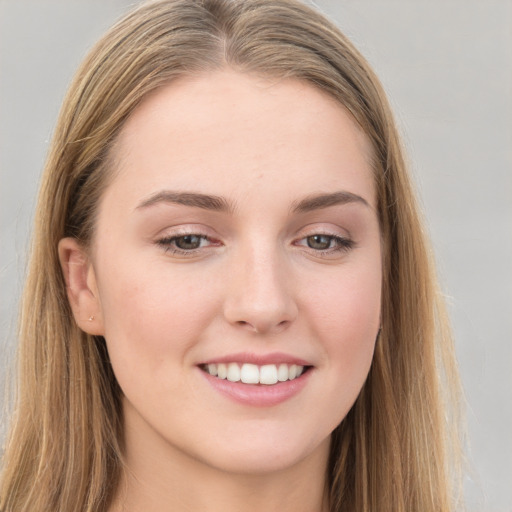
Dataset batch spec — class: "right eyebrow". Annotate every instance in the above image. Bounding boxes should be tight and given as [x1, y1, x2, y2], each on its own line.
[291, 190, 371, 213]
[135, 190, 235, 213]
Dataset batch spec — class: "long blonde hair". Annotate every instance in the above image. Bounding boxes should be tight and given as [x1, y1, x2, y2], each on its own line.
[0, 0, 464, 510]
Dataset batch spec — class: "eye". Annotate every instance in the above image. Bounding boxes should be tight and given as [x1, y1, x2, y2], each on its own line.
[157, 233, 218, 255]
[306, 234, 336, 250]
[295, 233, 354, 254]
[172, 234, 207, 250]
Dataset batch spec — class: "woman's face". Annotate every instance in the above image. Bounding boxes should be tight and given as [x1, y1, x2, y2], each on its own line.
[70, 70, 382, 475]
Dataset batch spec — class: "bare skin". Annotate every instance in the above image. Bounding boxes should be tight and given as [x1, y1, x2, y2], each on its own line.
[60, 70, 381, 512]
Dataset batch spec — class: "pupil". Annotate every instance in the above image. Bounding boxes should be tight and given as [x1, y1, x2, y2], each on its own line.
[307, 235, 331, 250]
[176, 235, 201, 250]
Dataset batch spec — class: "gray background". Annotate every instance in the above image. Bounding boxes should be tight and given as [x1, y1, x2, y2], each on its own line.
[1, 1, 510, 511]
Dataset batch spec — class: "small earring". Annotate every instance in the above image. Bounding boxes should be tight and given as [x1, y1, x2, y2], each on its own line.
[88, 315, 94, 322]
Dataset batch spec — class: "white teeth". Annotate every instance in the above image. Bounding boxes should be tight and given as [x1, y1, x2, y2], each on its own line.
[240, 364, 259, 384]
[277, 363, 289, 382]
[217, 363, 227, 379]
[260, 364, 278, 385]
[227, 362, 241, 382]
[204, 362, 307, 385]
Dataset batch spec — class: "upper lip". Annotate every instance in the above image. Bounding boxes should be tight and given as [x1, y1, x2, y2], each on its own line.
[199, 352, 312, 367]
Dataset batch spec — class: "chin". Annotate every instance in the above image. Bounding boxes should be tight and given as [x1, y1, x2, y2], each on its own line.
[192, 426, 332, 477]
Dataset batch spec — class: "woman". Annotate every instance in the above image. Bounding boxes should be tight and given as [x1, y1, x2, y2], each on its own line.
[0, 0, 464, 511]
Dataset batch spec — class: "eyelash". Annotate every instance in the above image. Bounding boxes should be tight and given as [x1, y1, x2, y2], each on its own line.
[294, 233, 355, 255]
[156, 234, 217, 255]
[156, 232, 355, 257]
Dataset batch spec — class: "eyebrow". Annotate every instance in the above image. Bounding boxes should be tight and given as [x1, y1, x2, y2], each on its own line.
[136, 191, 234, 212]
[291, 191, 371, 213]
[136, 189, 370, 214]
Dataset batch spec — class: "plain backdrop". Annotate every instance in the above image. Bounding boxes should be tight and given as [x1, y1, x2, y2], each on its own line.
[1, 1, 511, 511]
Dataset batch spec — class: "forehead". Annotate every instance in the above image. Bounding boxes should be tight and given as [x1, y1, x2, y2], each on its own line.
[107, 69, 375, 209]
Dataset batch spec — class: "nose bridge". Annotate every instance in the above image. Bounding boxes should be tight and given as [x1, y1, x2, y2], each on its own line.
[223, 239, 297, 334]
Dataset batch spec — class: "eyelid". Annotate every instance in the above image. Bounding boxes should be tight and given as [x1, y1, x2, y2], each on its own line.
[155, 225, 222, 256]
[292, 225, 356, 256]
[294, 233, 354, 248]
[153, 224, 355, 258]
[154, 223, 219, 241]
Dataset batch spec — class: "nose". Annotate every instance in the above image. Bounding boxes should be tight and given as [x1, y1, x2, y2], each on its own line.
[222, 246, 298, 335]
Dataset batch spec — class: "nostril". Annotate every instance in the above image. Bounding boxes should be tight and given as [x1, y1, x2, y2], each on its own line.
[233, 318, 289, 334]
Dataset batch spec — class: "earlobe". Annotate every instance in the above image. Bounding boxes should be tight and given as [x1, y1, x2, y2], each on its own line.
[58, 237, 105, 335]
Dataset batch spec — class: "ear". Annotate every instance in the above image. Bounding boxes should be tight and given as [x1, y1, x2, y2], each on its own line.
[58, 237, 105, 335]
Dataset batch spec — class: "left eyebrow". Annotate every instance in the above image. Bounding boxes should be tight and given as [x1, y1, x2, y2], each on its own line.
[291, 191, 371, 213]
[136, 190, 234, 213]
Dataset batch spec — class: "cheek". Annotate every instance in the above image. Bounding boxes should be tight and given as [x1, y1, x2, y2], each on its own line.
[305, 257, 381, 382]
[95, 255, 219, 378]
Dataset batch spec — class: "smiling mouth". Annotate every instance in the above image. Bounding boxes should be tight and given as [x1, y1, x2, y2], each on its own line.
[200, 362, 311, 385]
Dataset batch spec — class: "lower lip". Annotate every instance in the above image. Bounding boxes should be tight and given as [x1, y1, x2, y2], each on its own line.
[199, 368, 312, 407]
